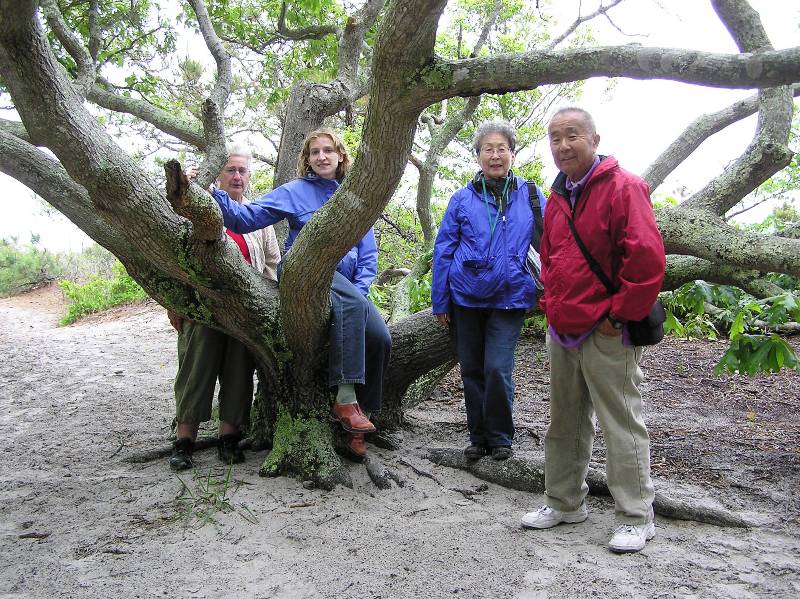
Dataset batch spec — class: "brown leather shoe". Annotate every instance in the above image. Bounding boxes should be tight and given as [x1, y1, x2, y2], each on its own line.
[348, 433, 368, 459]
[331, 403, 376, 433]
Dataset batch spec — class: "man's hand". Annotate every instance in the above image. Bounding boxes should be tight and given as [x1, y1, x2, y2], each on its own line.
[167, 310, 184, 333]
[597, 317, 622, 337]
[435, 313, 450, 327]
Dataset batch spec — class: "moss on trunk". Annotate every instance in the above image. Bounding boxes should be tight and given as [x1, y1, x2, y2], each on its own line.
[260, 406, 352, 490]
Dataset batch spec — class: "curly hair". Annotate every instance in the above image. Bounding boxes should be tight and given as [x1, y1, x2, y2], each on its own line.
[472, 120, 517, 156]
[295, 128, 352, 180]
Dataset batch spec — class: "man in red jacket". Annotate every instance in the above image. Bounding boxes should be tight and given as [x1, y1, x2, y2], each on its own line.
[521, 107, 666, 553]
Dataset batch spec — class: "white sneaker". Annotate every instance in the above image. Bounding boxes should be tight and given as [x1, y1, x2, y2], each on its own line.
[608, 521, 656, 553]
[521, 504, 588, 529]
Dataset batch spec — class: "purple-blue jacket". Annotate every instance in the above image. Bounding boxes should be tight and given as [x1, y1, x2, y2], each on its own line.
[432, 175, 545, 314]
[213, 175, 377, 295]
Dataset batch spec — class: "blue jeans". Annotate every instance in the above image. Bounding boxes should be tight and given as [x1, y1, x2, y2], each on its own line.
[450, 305, 525, 448]
[329, 272, 391, 414]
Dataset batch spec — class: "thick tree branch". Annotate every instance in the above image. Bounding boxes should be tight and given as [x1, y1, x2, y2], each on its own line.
[680, 0, 794, 215]
[663, 255, 783, 298]
[659, 208, 800, 277]
[678, 118, 793, 215]
[186, 0, 232, 188]
[416, 46, 800, 108]
[337, 0, 385, 86]
[0, 117, 31, 143]
[87, 79, 206, 149]
[712, 0, 770, 53]
[643, 85, 800, 192]
[385, 308, 453, 395]
[0, 126, 113, 247]
[164, 159, 224, 242]
[87, 0, 100, 62]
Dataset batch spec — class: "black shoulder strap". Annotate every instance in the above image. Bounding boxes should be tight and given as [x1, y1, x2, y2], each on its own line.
[527, 182, 544, 251]
[566, 217, 618, 296]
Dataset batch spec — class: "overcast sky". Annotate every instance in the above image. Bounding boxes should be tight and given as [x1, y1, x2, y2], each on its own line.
[1, 0, 797, 251]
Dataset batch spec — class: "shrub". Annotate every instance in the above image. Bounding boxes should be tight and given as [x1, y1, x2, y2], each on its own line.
[0, 237, 61, 295]
[59, 260, 147, 325]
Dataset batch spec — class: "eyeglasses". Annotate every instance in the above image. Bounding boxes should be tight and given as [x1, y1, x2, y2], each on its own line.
[480, 146, 511, 156]
[223, 167, 249, 175]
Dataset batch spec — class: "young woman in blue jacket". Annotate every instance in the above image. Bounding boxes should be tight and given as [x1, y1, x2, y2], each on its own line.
[432, 120, 545, 460]
[212, 128, 391, 460]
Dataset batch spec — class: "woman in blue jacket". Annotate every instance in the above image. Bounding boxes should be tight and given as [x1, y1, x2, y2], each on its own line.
[212, 128, 391, 460]
[432, 120, 545, 461]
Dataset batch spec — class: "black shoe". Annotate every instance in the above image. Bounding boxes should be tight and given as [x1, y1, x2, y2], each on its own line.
[170, 438, 194, 471]
[491, 446, 513, 461]
[218, 433, 245, 464]
[463, 444, 487, 460]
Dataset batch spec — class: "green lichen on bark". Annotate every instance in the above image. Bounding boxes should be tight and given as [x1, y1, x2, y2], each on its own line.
[415, 60, 453, 91]
[135, 268, 215, 325]
[259, 406, 351, 489]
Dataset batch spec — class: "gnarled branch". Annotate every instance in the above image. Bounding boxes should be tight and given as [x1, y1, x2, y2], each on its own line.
[681, 0, 794, 215]
[186, 0, 232, 187]
[416, 45, 800, 108]
[643, 85, 800, 192]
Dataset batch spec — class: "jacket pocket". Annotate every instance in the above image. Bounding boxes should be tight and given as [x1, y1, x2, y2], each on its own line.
[451, 257, 501, 300]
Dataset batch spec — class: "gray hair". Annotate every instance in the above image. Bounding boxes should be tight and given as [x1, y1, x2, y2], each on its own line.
[226, 144, 252, 164]
[551, 107, 597, 136]
[472, 120, 516, 155]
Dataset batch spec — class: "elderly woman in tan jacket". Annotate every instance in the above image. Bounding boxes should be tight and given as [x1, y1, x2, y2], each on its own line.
[168, 147, 280, 470]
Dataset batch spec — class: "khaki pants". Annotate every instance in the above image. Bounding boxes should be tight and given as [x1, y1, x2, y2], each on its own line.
[174, 321, 255, 427]
[544, 330, 654, 525]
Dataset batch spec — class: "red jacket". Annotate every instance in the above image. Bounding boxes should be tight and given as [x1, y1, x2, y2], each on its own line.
[540, 156, 665, 336]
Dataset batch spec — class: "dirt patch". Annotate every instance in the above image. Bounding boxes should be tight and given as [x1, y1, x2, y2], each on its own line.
[1, 285, 798, 598]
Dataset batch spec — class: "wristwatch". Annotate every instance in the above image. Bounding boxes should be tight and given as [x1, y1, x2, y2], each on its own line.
[607, 316, 624, 330]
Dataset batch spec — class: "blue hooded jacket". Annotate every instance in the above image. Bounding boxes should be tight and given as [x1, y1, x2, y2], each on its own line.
[431, 174, 545, 313]
[213, 176, 378, 295]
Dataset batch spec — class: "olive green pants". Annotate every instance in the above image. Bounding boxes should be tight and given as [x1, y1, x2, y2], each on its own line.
[544, 330, 654, 525]
[174, 321, 255, 427]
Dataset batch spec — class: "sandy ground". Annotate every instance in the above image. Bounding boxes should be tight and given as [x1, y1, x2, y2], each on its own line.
[1, 285, 799, 599]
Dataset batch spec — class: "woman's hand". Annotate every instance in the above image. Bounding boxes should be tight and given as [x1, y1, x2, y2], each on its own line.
[435, 313, 450, 327]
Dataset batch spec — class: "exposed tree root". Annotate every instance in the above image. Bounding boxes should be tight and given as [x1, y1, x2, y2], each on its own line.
[425, 447, 752, 528]
[365, 429, 404, 450]
[364, 456, 405, 489]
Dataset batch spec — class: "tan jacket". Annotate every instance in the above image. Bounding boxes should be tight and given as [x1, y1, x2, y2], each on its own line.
[239, 197, 280, 281]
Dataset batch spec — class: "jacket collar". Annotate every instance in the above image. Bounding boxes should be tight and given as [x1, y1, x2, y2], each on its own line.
[303, 174, 341, 190]
[550, 155, 613, 201]
[470, 170, 520, 206]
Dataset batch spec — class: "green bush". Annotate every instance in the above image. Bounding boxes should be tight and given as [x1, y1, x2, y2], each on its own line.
[59, 260, 147, 325]
[0, 237, 62, 295]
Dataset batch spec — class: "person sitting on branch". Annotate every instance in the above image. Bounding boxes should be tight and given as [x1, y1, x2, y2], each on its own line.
[211, 128, 391, 461]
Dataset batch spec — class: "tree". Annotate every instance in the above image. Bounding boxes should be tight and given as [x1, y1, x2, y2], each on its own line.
[0, 0, 798, 487]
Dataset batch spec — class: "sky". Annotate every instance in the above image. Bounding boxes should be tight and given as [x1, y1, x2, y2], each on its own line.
[0, 0, 797, 251]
